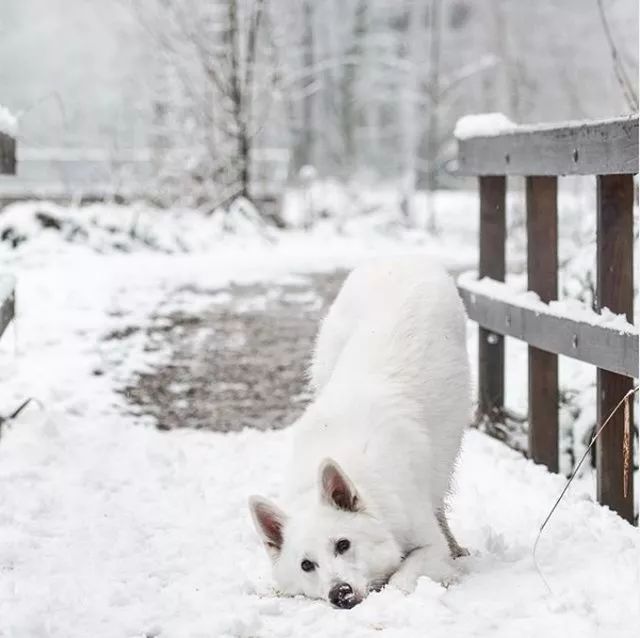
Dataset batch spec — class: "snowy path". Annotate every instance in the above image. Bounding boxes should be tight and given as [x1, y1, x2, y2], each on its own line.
[122, 271, 345, 433]
[0, 234, 638, 637]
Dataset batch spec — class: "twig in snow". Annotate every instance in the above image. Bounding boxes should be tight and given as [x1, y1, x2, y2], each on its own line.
[532, 385, 639, 593]
[623, 398, 631, 498]
[0, 397, 39, 439]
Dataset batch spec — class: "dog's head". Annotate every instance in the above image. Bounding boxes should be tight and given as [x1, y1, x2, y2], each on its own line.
[249, 458, 402, 608]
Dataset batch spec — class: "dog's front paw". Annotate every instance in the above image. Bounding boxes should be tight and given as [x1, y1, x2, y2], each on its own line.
[388, 569, 419, 593]
[418, 554, 459, 588]
[390, 545, 460, 594]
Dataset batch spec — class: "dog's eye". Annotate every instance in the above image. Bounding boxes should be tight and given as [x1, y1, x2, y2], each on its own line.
[301, 559, 316, 572]
[335, 538, 350, 554]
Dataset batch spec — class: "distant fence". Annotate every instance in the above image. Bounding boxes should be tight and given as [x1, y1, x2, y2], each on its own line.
[0, 132, 16, 176]
[0, 146, 289, 207]
[0, 130, 16, 341]
[457, 115, 639, 524]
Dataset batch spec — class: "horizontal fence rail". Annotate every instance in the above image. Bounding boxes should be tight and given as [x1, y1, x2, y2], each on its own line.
[458, 276, 639, 378]
[457, 115, 638, 176]
[457, 113, 638, 523]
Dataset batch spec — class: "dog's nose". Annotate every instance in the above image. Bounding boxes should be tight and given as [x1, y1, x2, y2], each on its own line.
[328, 583, 359, 609]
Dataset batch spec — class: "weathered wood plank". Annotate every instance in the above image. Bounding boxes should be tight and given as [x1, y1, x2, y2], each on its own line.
[596, 174, 635, 524]
[526, 176, 559, 472]
[457, 116, 638, 176]
[478, 176, 506, 419]
[0, 132, 16, 175]
[457, 280, 638, 378]
[0, 275, 16, 340]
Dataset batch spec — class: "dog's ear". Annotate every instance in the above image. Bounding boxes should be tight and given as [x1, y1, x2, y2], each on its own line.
[249, 496, 286, 556]
[319, 458, 362, 512]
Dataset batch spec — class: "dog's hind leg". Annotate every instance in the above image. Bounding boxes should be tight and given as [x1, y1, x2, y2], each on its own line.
[436, 507, 469, 558]
[310, 313, 350, 394]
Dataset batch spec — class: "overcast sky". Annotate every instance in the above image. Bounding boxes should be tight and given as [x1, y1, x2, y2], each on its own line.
[1, 0, 637, 152]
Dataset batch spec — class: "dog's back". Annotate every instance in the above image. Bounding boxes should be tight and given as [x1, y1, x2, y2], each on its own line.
[288, 255, 470, 516]
[312, 255, 467, 392]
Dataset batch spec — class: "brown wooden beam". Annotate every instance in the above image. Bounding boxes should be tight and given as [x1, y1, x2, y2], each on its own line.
[0, 132, 16, 175]
[596, 174, 635, 524]
[526, 176, 559, 472]
[457, 116, 638, 176]
[457, 280, 638, 378]
[478, 176, 506, 419]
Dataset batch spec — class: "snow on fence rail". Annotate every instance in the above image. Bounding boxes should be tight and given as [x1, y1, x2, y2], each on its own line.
[458, 273, 638, 378]
[456, 114, 638, 176]
[455, 114, 639, 524]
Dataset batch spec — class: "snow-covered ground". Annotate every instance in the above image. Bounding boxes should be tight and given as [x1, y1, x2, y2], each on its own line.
[0, 195, 638, 637]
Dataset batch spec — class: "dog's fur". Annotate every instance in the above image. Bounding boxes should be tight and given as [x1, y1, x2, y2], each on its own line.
[250, 255, 471, 607]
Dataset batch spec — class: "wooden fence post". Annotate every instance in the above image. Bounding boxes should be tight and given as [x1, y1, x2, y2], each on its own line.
[0, 132, 16, 175]
[526, 176, 559, 471]
[478, 176, 506, 419]
[596, 174, 634, 523]
[0, 131, 16, 342]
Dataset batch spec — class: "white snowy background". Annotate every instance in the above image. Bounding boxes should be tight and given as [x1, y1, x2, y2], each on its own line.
[1, 0, 639, 636]
[0, 193, 637, 638]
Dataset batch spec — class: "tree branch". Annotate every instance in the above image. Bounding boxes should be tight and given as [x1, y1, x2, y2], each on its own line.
[596, 0, 638, 111]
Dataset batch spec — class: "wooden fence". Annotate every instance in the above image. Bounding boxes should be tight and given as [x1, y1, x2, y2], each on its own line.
[0, 146, 289, 209]
[0, 132, 16, 176]
[0, 130, 16, 341]
[457, 115, 638, 524]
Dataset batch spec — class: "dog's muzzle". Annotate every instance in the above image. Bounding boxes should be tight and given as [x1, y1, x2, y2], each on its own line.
[328, 583, 361, 609]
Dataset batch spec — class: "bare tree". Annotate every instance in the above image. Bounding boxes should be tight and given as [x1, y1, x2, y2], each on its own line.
[299, 0, 315, 170]
[424, 0, 442, 232]
[126, 0, 637, 215]
[137, 0, 272, 208]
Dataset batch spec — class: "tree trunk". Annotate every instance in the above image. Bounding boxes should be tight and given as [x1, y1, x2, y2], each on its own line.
[228, 0, 250, 199]
[424, 0, 442, 233]
[401, 0, 423, 223]
[339, 0, 367, 174]
[300, 0, 315, 170]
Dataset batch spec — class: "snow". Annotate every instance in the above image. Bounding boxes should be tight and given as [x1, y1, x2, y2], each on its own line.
[0, 196, 480, 272]
[0, 198, 638, 637]
[0, 104, 17, 137]
[454, 113, 516, 139]
[459, 272, 637, 335]
[0, 273, 15, 303]
[298, 165, 318, 181]
[494, 114, 638, 134]
[2, 409, 638, 637]
[453, 113, 636, 141]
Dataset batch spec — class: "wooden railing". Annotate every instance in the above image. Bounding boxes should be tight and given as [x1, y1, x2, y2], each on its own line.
[0, 131, 16, 176]
[0, 130, 16, 341]
[456, 115, 638, 524]
[0, 146, 289, 208]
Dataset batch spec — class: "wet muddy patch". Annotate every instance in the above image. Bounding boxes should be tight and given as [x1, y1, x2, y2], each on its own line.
[117, 271, 346, 432]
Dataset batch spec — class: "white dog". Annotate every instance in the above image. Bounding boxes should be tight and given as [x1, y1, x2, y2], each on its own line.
[250, 255, 471, 608]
